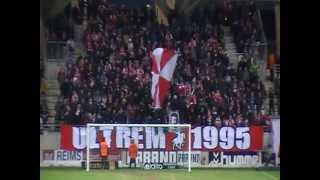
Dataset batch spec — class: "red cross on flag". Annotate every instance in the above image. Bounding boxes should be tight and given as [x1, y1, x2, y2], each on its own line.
[151, 48, 178, 109]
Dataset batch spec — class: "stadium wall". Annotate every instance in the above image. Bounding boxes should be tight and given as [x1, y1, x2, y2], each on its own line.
[40, 132, 60, 162]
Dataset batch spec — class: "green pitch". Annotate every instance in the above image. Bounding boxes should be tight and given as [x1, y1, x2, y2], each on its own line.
[41, 167, 279, 180]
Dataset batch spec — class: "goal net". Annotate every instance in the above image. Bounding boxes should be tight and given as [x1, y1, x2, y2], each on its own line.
[85, 124, 192, 172]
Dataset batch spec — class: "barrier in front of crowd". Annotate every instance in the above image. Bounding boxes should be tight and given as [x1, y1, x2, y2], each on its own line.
[40, 122, 279, 168]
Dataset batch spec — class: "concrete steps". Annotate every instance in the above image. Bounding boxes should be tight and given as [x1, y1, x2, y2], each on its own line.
[43, 22, 86, 123]
[46, 60, 62, 123]
[44, 22, 87, 123]
[223, 25, 279, 115]
[222, 26, 239, 69]
[42, 20, 87, 125]
[74, 23, 87, 57]
[47, 90, 59, 123]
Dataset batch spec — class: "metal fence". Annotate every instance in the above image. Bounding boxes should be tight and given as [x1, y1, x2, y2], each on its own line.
[40, 123, 62, 134]
[273, 64, 280, 79]
[47, 41, 67, 62]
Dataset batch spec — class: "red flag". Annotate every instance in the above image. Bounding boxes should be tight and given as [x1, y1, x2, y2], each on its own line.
[165, 132, 176, 151]
[151, 48, 178, 108]
[109, 129, 119, 155]
[249, 126, 264, 151]
[60, 123, 74, 150]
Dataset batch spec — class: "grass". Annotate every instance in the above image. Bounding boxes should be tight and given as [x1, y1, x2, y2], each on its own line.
[40, 167, 280, 180]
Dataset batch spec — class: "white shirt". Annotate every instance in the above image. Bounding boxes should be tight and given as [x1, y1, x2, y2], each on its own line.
[67, 39, 75, 49]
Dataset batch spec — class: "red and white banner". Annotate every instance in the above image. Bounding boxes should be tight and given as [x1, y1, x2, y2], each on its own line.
[60, 125, 263, 152]
[151, 48, 178, 108]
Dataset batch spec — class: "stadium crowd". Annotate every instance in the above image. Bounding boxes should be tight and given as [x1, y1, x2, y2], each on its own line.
[55, 0, 271, 127]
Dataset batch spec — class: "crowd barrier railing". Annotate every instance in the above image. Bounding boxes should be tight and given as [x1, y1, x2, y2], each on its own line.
[47, 41, 67, 62]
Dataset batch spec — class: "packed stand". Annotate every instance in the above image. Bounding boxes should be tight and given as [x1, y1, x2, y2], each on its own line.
[56, 1, 156, 125]
[166, 5, 268, 127]
[56, 0, 270, 127]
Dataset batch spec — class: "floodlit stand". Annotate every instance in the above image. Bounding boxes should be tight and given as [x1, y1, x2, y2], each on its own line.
[86, 123, 192, 172]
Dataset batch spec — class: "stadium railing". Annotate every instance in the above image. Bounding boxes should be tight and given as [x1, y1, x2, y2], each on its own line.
[273, 64, 280, 79]
[40, 123, 61, 134]
[47, 41, 66, 62]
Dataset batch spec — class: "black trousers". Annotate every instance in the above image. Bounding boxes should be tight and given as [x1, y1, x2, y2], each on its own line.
[101, 156, 108, 169]
[264, 153, 275, 166]
[129, 158, 136, 168]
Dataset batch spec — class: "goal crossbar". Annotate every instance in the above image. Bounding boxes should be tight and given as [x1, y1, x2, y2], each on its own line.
[87, 123, 191, 127]
[86, 123, 192, 172]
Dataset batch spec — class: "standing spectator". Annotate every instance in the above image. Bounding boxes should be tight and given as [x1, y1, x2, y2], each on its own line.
[40, 78, 48, 95]
[267, 52, 276, 81]
[40, 104, 49, 125]
[60, 79, 73, 99]
[248, 0, 256, 14]
[269, 88, 275, 115]
[57, 67, 66, 85]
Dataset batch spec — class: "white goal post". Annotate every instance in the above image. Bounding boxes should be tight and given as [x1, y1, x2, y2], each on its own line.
[86, 123, 192, 172]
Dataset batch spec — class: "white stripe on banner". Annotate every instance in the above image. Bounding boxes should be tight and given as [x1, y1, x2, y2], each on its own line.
[271, 118, 280, 165]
